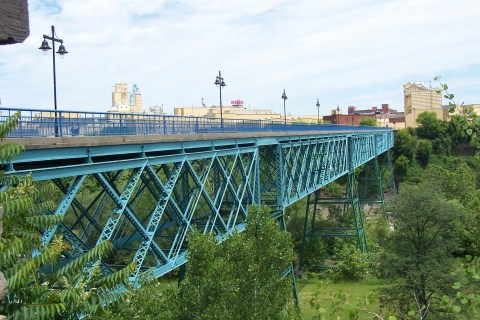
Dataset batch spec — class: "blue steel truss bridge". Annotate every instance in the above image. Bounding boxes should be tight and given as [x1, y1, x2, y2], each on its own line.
[0, 107, 394, 286]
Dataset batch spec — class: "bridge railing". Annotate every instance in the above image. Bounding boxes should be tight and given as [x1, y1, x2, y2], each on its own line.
[0, 107, 391, 138]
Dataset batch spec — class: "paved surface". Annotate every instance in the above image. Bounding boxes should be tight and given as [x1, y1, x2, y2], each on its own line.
[4, 131, 373, 150]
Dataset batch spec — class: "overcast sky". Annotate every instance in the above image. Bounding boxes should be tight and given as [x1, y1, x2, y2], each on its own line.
[1, 0, 479, 116]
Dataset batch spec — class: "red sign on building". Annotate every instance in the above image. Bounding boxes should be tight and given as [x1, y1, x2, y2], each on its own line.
[231, 100, 244, 107]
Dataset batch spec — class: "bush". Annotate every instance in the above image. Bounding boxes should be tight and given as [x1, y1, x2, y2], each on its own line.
[335, 243, 372, 280]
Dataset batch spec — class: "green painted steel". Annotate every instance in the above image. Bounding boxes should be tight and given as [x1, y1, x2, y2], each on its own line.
[299, 155, 395, 271]
[3, 130, 393, 286]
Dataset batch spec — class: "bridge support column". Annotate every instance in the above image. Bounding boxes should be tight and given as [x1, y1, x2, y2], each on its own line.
[299, 170, 367, 271]
[359, 156, 385, 215]
[385, 150, 397, 196]
[359, 153, 396, 218]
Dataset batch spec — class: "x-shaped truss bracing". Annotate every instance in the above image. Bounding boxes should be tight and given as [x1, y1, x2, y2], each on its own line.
[9, 131, 393, 285]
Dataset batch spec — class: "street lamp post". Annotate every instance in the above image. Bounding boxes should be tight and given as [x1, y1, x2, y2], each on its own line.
[281, 89, 288, 125]
[214, 70, 226, 125]
[316, 98, 320, 124]
[39, 25, 68, 136]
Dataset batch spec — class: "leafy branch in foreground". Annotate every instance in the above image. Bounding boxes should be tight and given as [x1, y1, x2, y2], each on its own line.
[434, 76, 480, 149]
[0, 113, 133, 319]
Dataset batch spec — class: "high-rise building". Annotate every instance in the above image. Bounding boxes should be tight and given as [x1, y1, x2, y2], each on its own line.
[404, 82, 442, 127]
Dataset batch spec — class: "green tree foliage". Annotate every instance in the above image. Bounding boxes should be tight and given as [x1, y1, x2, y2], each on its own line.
[442, 255, 480, 319]
[435, 76, 480, 149]
[334, 243, 372, 281]
[173, 205, 299, 320]
[0, 113, 134, 319]
[105, 205, 300, 320]
[419, 161, 480, 255]
[393, 155, 409, 181]
[416, 140, 432, 166]
[416, 111, 446, 140]
[285, 197, 308, 253]
[414, 112, 452, 155]
[96, 280, 177, 320]
[447, 115, 471, 146]
[380, 183, 465, 319]
[393, 129, 417, 161]
[359, 117, 377, 127]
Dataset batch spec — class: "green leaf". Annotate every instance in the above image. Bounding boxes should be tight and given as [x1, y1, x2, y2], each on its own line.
[452, 305, 461, 313]
[388, 316, 397, 320]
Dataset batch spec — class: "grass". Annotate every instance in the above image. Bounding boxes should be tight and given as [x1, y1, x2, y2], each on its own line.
[149, 275, 391, 319]
[297, 277, 390, 319]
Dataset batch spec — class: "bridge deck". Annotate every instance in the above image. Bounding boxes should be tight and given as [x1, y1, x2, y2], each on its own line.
[6, 130, 380, 149]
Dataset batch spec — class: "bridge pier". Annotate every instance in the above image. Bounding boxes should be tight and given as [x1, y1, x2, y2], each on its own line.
[298, 153, 394, 272]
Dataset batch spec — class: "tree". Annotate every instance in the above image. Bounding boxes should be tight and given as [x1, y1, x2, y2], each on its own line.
[393, 155, 410, 182]
[416, 140, 432, 166]
[95, 280, 177, 320]
[310, 254, 480, 320]
[380, 183, 465, 319]
[416, 111, 446, 140]
[0, 113, 133, 319]
[102, 206, 301, 319]
[359, 117, 377, 126]
[393, 129, 417, 161]
[435, 76, 480, 149]
[129, 205, 300, 320]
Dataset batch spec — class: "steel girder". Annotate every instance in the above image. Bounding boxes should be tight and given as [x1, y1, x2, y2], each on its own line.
[274, 134, 373, 207]
[4, 131, 393, 284]
[43, 149, 259, 283]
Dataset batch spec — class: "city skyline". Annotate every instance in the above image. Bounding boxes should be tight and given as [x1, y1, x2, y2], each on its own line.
[1, 0, 480, 115]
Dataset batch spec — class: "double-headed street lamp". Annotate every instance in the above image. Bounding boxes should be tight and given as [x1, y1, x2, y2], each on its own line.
[281, 89, 288, 125]
[214, 70, 226, 122]
[39, 25, 68, 136]
[316, 98, 320, 124]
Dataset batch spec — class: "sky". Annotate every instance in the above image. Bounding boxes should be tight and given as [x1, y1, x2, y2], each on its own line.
[1, 0, 480, 116]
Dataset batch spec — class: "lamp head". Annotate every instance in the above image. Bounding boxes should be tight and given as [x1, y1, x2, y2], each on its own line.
[56, 43, 68, 57]
[38, 39, 51, 54]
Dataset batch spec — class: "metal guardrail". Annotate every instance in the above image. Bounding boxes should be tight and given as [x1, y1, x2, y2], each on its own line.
[0, 107, 392, 138]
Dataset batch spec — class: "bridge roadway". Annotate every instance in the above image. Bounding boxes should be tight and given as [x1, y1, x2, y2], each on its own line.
[4, 128, 394, 285]
[7, 130, 383, 148]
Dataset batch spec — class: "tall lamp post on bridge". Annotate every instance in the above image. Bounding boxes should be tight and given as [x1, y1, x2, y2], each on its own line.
[38, 25, 68, 137]
[316, 98, 320, 124]
[281, 89, 288, 125]
[214, 70, 226, 125]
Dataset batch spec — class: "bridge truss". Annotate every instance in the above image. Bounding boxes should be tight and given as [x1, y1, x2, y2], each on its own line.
[5, 130, 393, 285]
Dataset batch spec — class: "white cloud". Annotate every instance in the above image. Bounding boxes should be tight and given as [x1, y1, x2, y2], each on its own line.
[1, 0, 479, 115]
